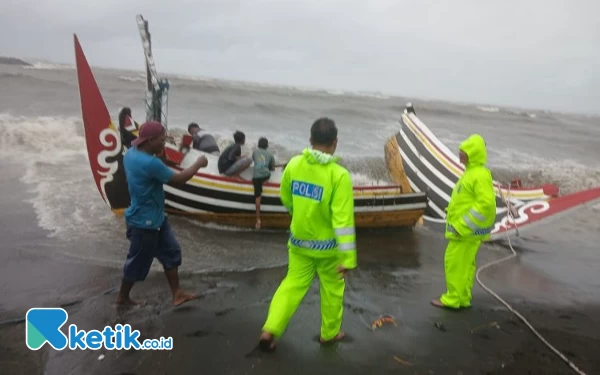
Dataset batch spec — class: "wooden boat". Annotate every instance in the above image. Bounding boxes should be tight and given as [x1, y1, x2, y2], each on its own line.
[385, 103, 600, 240]
[72, 16, 428, 230]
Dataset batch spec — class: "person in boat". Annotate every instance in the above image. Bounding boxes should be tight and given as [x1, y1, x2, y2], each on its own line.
[258, 117, 357, 351]
[217, 130, 252, 178]
[431, 134, 496, 310]
[118, 107, 139, 148]
[116, 121, 209, 307]
[187, 122, 220, 155]
[252, 137, 276, 230]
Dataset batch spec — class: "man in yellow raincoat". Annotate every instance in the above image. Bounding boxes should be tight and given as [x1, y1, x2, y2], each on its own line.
[258, 117, 357, 351]
[432, 134, 497, 310]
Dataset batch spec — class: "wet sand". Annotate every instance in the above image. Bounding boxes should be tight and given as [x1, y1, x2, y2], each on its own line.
[1, 162, 599, 375]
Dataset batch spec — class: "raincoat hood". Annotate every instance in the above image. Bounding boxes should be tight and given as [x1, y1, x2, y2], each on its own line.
[303, 148, 340, 165]
[459, 134, 487, 168]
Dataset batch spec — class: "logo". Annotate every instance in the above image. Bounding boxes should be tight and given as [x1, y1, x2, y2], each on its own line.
[26, 308, 172, 351]
[291, 180, 324, 202]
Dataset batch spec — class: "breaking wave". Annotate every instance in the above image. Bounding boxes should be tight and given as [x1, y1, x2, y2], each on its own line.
[118, 75, 146, 83]
[24, 62, 76, 71]
[476, 106, 500, 113]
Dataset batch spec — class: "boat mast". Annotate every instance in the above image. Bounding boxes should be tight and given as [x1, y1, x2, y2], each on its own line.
[136, 14, 170, 129]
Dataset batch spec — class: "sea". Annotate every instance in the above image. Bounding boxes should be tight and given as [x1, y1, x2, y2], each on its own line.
[1, 60, 599, 307]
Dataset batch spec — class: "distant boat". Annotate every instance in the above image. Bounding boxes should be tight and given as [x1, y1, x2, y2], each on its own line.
[384, 103, 600, 240]
[72, 16, 428, 230]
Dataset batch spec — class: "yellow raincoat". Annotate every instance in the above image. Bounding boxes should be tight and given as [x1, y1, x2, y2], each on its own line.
[440, 134, 497, 308]
[262, 148, 357, 341]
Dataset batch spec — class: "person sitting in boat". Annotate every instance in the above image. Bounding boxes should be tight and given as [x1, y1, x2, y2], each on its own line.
[187, 122, 220, 156]
[252, 137, 276, 230]
[218, 130, 252, 179]
[118, 107, 139, 148]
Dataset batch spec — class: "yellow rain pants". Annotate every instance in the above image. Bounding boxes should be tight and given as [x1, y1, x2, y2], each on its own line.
[262, 247, 345, 341]
[440, 239, 481, 308]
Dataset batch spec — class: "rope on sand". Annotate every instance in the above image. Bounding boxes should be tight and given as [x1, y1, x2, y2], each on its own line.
[476, 186, 587, 375]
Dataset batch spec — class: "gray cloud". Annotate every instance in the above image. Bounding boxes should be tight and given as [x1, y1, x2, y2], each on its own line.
[1, 0, 598, 114]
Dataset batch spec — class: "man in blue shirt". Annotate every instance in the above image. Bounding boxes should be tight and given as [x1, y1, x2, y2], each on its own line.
[117, 121, 208, 306]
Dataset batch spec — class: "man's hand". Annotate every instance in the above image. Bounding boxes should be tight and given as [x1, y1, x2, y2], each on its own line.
[195, 155, 208, 169]
[337, 265, 351, 279]
[169, 155, 208, 185]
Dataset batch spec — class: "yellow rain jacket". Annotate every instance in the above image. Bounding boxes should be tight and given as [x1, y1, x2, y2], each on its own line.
[280, 148, 357, 269]
[261, 148, 356, 342]
[445, 134, 497, 241]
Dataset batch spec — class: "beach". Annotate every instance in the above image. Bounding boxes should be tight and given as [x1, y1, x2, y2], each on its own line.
[1, 60, 600, 374]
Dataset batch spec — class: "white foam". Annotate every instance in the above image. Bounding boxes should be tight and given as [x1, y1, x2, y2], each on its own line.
[350, 172, 388, 187]
[23, 62, 75, 71]
[489, 147, 600, 194]
[0, 113, 117, 238]
[118, 75, 146, 83]
[476, 106, 500, 113]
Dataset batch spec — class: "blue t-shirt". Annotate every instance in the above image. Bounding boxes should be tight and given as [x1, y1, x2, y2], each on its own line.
[124, 147, 175, 229]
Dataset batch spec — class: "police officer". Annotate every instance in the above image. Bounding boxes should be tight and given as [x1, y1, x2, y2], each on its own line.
[258, 117, 357, 351]
[431, 134, 497, 310]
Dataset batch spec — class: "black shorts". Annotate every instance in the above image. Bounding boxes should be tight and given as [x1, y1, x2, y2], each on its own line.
[252, 176, 270, 198]
[123, 217, 182, 283]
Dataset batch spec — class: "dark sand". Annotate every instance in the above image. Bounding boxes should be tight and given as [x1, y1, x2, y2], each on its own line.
[1, 163, 599, 375]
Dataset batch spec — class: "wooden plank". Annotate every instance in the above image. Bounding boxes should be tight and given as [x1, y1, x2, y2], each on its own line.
[384, 135, 413, 194]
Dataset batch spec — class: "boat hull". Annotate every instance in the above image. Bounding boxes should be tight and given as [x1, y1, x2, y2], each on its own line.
[385, 106, 600, 241]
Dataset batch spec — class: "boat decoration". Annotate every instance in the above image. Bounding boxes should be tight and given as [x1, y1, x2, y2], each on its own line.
[384, 103, 600, 241]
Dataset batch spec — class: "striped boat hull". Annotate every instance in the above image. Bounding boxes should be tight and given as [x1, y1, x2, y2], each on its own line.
[385, 106, 600, 241]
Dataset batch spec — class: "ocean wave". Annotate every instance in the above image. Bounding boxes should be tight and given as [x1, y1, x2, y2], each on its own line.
[489, 148, 600, 195]
[0, 72, 71, 86]
[0, 113, 116, 238]
[24, 62, 76, 71]
[118, 75, 146, 83]
[476, 106, 500, 113]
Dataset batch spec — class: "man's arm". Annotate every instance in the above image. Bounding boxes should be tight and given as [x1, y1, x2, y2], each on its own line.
[231, 145, 242, 161]
[279, 164, 293, 214]
[169, 156, 208, 185]
[331, 171, 357, 273]
[268, 155, 275, 171]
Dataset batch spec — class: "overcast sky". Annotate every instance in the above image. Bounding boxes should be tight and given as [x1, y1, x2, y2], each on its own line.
[1, 0, 598, 114]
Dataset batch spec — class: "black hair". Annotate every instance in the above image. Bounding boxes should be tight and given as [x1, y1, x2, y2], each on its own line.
[188, 122, 200, 134]
[310, 117, 337, 146]
[233, 130, 245, 144]
[118, 107, 131, 129]
[258, 137, 268, 149]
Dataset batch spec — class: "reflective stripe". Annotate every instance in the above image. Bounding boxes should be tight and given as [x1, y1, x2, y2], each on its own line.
[447, 223, 492, 236]
[473, 227, 493, 236]
[469, 208, 486, 222]
[289, 234, 337, 251]
[334, 227, 355, 236]
[462, 215, 479, 230]
[338, 242, 356, 251]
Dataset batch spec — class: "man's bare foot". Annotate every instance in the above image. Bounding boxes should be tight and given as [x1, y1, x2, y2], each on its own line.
[116, 297, 144, 306]
[255, 220, 261, 230]
[173, 291, 200, 306]
[320, 331, 345, 344]
[259, 331, 276, 352]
